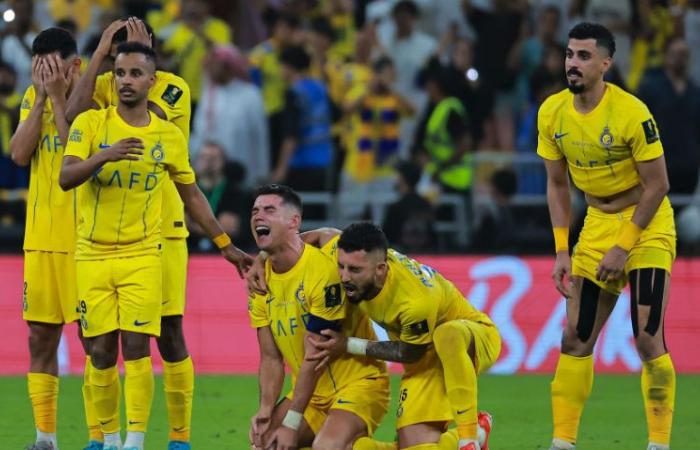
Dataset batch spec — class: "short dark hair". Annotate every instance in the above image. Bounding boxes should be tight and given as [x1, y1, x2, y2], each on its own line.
[262, 8, 300, 30]
[568, 22, 616, 57]
[310, 17, 336, 42]
[491, 169, 517, 198]
[254, 184, 303, 214]
[113, 20, 156, 48]
[338, 222, 389, 256]
[280, 45, 311, 72]
[32, 27, 78, 58]
[392, 0, 419, 18]
[115, 41, 157, 66]
[373, 56, 394, 73]
[395, 161, 422, 189]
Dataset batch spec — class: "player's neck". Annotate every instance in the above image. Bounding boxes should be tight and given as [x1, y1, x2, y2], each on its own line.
[269, 235, 305, 273]
[117, 101, 151, 127]
[574, 81, 606, 114]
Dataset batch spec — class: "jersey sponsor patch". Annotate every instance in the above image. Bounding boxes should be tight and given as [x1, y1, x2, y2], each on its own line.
[161, 84, 184, 107]
[407, 319, 429, 336]
[324, 283, 342, 307]
[69, 128, 82, 143]
[642, 119, 659, 144]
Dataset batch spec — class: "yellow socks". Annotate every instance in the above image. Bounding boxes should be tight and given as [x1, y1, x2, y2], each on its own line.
[90, 364, 121, 434]
[433, 321, 478, 440]
[82, 356, 102, 442]
[551, 353, 594, 445]
[642, 353, 675, 446]
[163, 356, 194, 442]
[27, 372, 58, 436]
[124, 357, 154, 433]
[352, 437, 397, 449]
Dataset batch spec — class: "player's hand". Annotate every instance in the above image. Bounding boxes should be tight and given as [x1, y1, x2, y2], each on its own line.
[245, 254, 268, 295]
[305, 329, 347, 371]
[221, 244, 254, 278]
[249, 408, 272, 449]
[31, 56, 47, 100]
[552, 251, 572, 298]
[99, 138, 144, 162]
[126, 17, 152, 47]
[42, 54, 70, 101]
[596, 246, 628, 283]
[267, 424, 298, 450]
[95, 19, 126, 59]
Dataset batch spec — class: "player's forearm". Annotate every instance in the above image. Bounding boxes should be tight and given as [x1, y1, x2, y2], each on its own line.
[631, 178, 669, 230]
[288, 358, 322, 414]
[51, 96, 70, 149]
[299, 227, 341, 248]
[66, 56, 103, 122]
[180, 184, 227, 241]
[366, 340, 427, 363]
[59, 154, 108, 190]
[258, 358, 285, 411]
[9, 100, 46, 167]
[546, 177, 571, 229]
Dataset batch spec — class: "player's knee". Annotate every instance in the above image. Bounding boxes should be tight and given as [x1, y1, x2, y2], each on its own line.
[156, 316, 188, 362]
[27, 324, 61, 360]
[90, 343, 118, 369]
[635, 332, 665, 361]
[312, 435, 352, 450]
[121, 333, 150, 360]
[560, 326, 593, 356]
[433, 321, 468, 353]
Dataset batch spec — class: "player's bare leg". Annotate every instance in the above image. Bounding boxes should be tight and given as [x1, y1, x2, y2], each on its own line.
[27, 322, 63, 449]
[89, 331, 121, 450]
[120, 331, 153, 450]
[78, 327, 103, 450]
[629, 269, 675, 450]
[550, 276, 618, 450]
[313, 409, 366, 450]
[156, 315, 194, 450]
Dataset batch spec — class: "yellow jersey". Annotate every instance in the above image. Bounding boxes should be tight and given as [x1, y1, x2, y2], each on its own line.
[94, 70, 191, 239]
[20, 86, 77, 253]
[64, 106, 195, 260]
[537, 83, 664, 198]
[249, 243, 385, 398]
[249, 39, 286, 115]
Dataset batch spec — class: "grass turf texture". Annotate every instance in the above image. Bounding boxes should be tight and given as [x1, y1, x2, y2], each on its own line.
[1, 374, 699, 449]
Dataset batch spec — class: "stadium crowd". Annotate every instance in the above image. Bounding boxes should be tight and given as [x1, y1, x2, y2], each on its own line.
[0, 0, 699, 253]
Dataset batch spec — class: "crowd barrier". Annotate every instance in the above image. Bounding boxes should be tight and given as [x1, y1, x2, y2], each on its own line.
[0, 254, 698, 375]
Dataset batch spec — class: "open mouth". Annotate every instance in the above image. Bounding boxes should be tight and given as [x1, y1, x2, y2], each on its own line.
[119, 88, 135, 95]
[255, 225, 271, 237]
[343, 283, 356, 296]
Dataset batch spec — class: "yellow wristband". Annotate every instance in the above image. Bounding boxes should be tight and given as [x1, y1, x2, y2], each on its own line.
[553, 227, 569, 253]
[616, 221, 643, 251]
[213, 232, 232, 249]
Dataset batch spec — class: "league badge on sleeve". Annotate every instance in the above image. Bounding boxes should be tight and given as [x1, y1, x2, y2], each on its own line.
[324, 284, 342, 307]
[642, 119, 660, 144]
[161, 84, 183, 107]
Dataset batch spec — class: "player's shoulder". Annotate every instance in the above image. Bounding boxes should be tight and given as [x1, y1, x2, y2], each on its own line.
[152, 70, 190, 106]
[539, 88, 571, 118]
[76, 106, 108, 125]
[304, 243, 336, 267]
[607, 83, 650, 116]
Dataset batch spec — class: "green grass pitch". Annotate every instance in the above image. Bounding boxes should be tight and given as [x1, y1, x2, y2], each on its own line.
[1, 374, 699, 449]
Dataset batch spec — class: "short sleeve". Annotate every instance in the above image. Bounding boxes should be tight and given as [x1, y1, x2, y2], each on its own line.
[398, 301, 434, 346]
[64, 111, 96, 160]
[150, 76, 192, 139]
[93, 73, 115, 109]
[19, 86, 35, 123]
[248, 292, 271, 328]
[166, 126, 196, 184]
[536, 105, 563, 160]
[307, 254, 346, 322]
[627, 105, 663, 162]
[320, 235, 340, 258]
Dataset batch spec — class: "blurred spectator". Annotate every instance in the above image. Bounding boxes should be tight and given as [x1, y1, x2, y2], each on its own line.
[36, 0, 102, 35]
[160, 0, 232, 108]
[686, 0, 700, 85]
[383, 160, 435, 252]
[464, 0, 528, 151]
[377, 1, 437, 156]
[339, 56, 415, 221]
[472, 168, 518, 251]
[249, 10, 300, 167]
[271, 45, 334, 192]
[0, 61, 21, 157]
[638, 37, 700, 195]
[188, 141, 251, 252]
[1, 0, 38, 92]
[0, 59, 25, 235]
[191, 45, 269, 187]
[324, 0, 356, 62]
[414, 66, 473, 196]
[308, 17, 342, 97]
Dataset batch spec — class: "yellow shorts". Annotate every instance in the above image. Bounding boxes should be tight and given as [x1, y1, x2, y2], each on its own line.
[23, 251, 79, 324]
[287, 375, 390, 436]
[161, 238, 188, 317]
[397, 320, 501, 429]
[77, 254, 162, 337]
[572, 196, 676, 294]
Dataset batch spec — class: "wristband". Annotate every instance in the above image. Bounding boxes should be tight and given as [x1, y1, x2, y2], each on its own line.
[281, 410, 303, 431]
[258, 250, 270, 261]
[346, 337, 369, 356]
[213, 232, 232, 249]
[553, 227, 569, 253]
[616, 221, 643, 251]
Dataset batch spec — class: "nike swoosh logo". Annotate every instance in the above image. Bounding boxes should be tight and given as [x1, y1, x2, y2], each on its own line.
[100, 419, 112, 425]
[456, 409, 468, 414]
[173, 426, 186, 432]
[133, 320, 151, 326]
[554, 132, 569, 139]
[128, 420, 142, 425]
[162, 300, 170, 305]
[337, 399, 354, 404]
[98, 143, 110, 149]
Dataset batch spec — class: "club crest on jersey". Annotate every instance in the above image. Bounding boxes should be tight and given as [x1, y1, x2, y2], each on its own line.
[69, 128, 83, 143]
[150, 142, 164, 162]
[599, 126, 614, 148]
[295, 282, 306, 304]
[161, 84, 183, 107]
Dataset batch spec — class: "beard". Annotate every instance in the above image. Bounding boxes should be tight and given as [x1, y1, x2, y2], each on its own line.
[567, 81, 585, 94]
